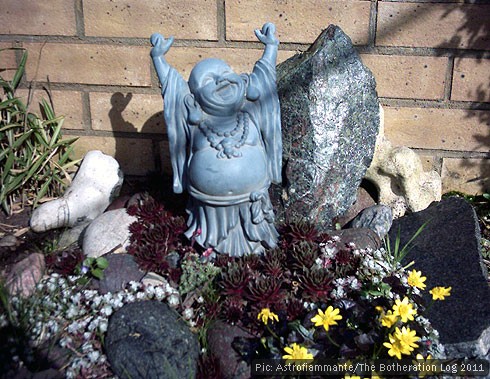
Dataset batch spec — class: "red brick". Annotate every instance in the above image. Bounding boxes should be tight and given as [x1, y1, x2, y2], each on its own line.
[226, 0, 371, 45]
[23, 43, 151, 86]
[452, 58, 490, 103]
[361, 54, 447, 100]
[0, 0, 76, 36]
[90, 92, 164, 133]
[377, 3, 490, 49]
[384, 107, 490, 152]
[442, 158, 490, 194]
[84, 0, 217, 40]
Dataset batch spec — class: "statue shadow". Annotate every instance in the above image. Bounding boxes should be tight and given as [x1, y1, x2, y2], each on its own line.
[375, 3, 490, 193]
[108, 92, 187, 213]
[436, 5, 490, 192]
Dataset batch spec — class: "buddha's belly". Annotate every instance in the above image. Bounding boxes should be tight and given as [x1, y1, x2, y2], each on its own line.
[189, 147, 268, 197]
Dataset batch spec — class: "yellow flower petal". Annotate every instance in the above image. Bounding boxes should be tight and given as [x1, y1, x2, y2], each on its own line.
[310, 306, 342, 332]
[407, 269, 427, 290]
[429, 286, 451, 300]
[392, 297, 417, 323]
[282, 343, 314, 361]
[257, 308, 279, 325]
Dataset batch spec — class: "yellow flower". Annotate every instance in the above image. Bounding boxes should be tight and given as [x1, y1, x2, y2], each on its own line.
[394, 326, 419, 352]
[429, 286, 451, 300]
[392, 297, 417, 323]
[407, 269, 427, 290]
[380, 310, 399, 328]
[383, 333, 405, 359]
[311, 306, 342, 332]
[283, 343, 314, 362]
[257, 308, 279, 325]
[383, 326, 419, 359]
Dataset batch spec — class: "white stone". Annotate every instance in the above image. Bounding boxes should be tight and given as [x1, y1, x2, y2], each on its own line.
[30, 150, 123, 232]
[141, 272, 168, 287]
[82, 208, 137, 258]
[365, 106, 442, 218]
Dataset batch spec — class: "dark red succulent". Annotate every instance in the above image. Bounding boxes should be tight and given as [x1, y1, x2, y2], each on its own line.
[219, 261, 252, 297]
[298, 266, 333, 302]
[286, 297, 306, 321]
[222, 297, 246, 325]
[289, 240, 319, 270]
[280, 221, 321, 248]
[45, 246, 84, 275]
[262, 248, 286, 277]
[245, 275, 284, 307]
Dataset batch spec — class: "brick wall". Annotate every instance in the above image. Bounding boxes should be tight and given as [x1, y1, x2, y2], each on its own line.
[1, 0, 489, 194]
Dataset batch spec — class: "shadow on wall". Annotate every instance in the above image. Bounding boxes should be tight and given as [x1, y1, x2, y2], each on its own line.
[108, 92, 182, 203]
[437, 5, 490, 192]
[374, 2, 489, 193]
[108, 92, 163, 173]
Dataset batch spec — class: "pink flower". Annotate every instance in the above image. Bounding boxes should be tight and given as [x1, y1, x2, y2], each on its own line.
[203, 248, 213, 257]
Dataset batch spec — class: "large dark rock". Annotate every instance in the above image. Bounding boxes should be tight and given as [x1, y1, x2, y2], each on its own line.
[272, 25, 379, 230]
[105, 301, 199, 379]
[390, 196, 490, 358]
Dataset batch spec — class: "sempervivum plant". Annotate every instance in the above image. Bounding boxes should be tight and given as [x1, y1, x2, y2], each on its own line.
[127, 194, 191, 283]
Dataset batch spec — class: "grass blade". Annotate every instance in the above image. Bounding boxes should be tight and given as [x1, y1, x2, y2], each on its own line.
[11, 50, 27, 90]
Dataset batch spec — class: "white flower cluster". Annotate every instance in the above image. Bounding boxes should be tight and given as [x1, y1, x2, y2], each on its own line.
[356, 247, 401, 288]
[6, 272, 181, 378]
[331, 276, 361, 299]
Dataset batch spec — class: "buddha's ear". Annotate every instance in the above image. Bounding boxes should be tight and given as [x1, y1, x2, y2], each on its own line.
[242, 73, 260, 102]
[184, 93, 202, 125]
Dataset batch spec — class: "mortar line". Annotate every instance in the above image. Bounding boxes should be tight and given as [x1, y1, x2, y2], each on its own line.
[217, 0, 226, 44]
[369, 0, 378, 48]
[444, 55, 455, 101]
[74, 0, 85, 37]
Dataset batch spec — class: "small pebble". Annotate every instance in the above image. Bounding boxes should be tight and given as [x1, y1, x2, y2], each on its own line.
[0, 234, 18, 247]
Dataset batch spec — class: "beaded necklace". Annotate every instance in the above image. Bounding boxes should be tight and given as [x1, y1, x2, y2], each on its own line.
[198, 112, 249, 159]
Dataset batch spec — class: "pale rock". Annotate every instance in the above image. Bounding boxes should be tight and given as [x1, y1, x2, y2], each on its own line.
[141, 272, 168, 287]
[365, 106, 442, 218]
[4, 253, 45, 297]
[30, 150, 123, 232]
[83, 209, 137, 258]
[57, 221, 91, 249]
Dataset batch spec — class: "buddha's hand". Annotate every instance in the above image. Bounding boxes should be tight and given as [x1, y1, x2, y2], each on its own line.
[255, 23, 279, 46]
[150, 33, 174, 57]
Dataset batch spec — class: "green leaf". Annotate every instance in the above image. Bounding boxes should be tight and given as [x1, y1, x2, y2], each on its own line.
[96, 257, 109, 270]
[11, 50, 27, 90]
[22, 150, 50, 185]
[33, 176, 53, 208]
[11, 129, 33, 149]
[91, 268, 104, 280]
[1, 152, 15, 183]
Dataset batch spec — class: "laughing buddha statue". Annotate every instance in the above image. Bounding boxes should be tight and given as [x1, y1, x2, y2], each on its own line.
[150, 23, 282, 256]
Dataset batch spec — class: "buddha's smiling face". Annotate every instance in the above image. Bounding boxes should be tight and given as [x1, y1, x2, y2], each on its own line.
[189, 58, 246, 116]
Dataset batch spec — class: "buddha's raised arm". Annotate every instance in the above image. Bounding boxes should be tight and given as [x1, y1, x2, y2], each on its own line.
[150, 33, 175, 91]
[254, 23, 279, 67]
